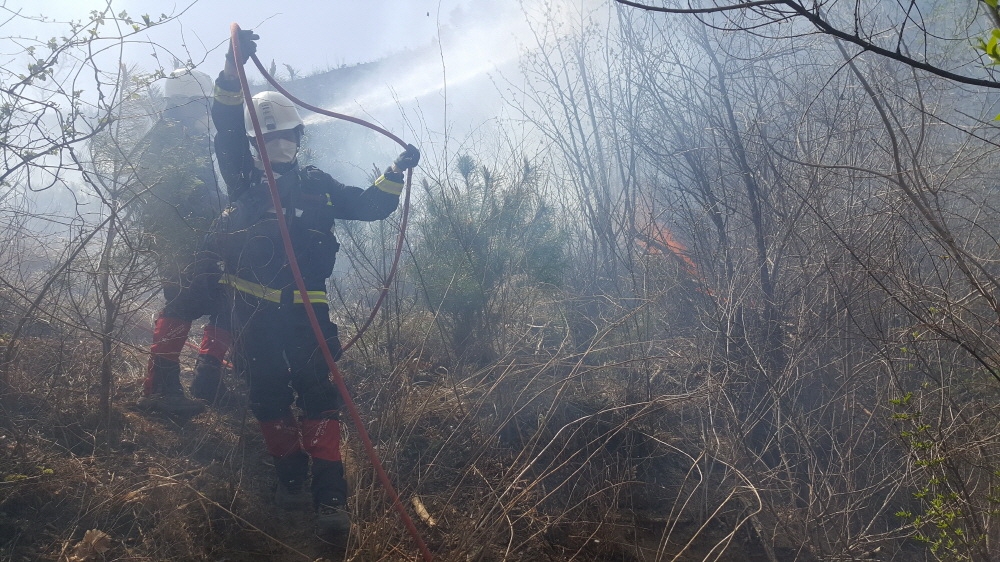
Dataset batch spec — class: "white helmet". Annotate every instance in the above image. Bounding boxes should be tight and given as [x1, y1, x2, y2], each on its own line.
[163, 68, 213, 101]
[244, 90, 303, 136]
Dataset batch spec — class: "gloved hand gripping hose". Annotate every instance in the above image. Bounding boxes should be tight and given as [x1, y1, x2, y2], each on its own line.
[230, 23, 431, 561]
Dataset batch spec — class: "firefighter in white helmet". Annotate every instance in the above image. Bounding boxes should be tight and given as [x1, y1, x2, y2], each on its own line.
[162, 67, 214, 125]
[135, 67, 233, 416]
[205, 30, 419, 543]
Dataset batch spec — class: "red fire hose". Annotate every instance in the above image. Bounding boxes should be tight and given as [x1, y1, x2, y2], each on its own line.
[231, 23, 432, 561]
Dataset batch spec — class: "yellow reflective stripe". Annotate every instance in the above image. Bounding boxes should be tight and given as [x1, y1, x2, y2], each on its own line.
[374, 173, 404, 195]
[214, 85, 244, 106]
[221, 274, 326, 304]
[294, 290, 326, 304]
[222, 274, 281, 302]
[295, 291, 326, 304]
[295, 290, 327, 304]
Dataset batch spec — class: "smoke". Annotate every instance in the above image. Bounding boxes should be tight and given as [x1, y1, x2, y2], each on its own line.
[298, 0, 608, 183]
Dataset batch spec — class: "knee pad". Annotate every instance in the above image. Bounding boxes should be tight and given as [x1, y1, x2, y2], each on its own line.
[198, 324, 232, 361]
[259, 417, 302, 458]
[301, 417, 341, 462]
[149, 315, 191, 359]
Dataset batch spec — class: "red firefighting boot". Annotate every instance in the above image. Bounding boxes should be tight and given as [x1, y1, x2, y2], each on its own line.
[261, 417, 312, 510]
[190, 324, 232, 403]
[302, 416, 350, 539]
[138, 315, 203, 416]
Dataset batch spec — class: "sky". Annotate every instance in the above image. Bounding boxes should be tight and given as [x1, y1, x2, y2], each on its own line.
[3, 0, 545, 131]
[11, 0, 479, 72]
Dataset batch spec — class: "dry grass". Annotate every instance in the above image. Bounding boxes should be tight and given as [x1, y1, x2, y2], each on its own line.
[1, 329, 767, 561]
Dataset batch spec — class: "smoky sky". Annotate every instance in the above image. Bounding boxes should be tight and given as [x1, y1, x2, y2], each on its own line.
[3, 0, 606, 191]
[13, 0, 516, 71]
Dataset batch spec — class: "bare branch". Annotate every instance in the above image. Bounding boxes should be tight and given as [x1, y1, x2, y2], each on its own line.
[616, 0, 1000, 89]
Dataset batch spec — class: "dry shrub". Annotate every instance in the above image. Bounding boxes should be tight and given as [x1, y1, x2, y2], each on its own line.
[338, 332, 757, 561]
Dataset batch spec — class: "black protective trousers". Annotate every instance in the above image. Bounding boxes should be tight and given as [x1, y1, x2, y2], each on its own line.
[231, 289, 343, 423]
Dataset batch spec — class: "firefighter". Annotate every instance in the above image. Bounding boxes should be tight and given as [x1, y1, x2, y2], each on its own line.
[136, 68, 233, 416]
[208, 30, 419, 540]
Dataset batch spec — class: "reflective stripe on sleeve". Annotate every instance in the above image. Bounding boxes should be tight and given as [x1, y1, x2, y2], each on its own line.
[214, 85, 244, 106]
[374, 173, 404, 195]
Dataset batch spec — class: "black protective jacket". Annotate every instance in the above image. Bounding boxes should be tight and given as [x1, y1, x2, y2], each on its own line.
[208, 74, 403, 297]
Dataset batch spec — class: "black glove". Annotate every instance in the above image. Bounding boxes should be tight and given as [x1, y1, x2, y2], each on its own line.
[392, 144, 421, 171]
[226, 30, 259, 65]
